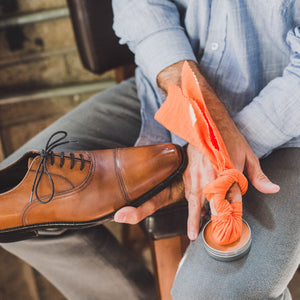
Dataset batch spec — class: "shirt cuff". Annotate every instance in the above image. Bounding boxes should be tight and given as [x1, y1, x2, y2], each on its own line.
[134, 28, 197, 86]
[233, 104, 291, 158]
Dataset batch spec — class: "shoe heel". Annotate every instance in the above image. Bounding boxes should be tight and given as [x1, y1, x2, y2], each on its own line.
[0, 230, 38, 243]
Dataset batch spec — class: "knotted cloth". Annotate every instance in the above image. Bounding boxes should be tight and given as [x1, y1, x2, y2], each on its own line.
[155, 61, 248, 245]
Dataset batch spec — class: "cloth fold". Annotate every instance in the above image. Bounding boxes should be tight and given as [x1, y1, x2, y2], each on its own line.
[155, 61, 248, 245]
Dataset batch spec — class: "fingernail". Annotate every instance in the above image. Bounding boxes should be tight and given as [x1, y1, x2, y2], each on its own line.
[267, 182, 280, 190]
[189, 231, 197, 240]
[115, 214, 126, 223]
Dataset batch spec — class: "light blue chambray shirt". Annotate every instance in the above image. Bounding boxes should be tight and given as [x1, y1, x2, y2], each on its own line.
[112, 0, 300, 158]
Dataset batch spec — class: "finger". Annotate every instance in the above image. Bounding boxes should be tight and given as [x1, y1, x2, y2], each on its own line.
[114, 188, 171, 224]
[183, 169, 192, 200]
[246, 155, 280, 194]
[114, 199, 159, 224]
[200, 206, 207, 217]
[225, 182, 242, 203]
[114, 206, 138, 224]
[187, 193, 204, 240]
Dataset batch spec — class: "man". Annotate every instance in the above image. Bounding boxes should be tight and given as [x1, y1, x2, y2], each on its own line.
[1, 1, 299, 299]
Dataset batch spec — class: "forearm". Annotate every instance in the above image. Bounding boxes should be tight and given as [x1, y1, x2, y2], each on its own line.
[158, 61, 235, 130]
[157, 60, 246, 169]
[157, 61, 279, 241]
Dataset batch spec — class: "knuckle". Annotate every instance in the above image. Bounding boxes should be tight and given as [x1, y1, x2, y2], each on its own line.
[189, 200, 200, 209]
[148, 200, 159, 212]
[188, 217, 196, 229]
[256, 172, 268, 182]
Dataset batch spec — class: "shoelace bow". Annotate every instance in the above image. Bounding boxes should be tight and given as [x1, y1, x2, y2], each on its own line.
[30, 131, 83, 204]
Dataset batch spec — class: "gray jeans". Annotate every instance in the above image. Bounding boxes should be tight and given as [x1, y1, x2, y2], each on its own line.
[1, 78, 299, 300]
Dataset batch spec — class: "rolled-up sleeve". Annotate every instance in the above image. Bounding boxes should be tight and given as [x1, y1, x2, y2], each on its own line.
[233, 26, 300, 158]
[112, 0, 196, 86]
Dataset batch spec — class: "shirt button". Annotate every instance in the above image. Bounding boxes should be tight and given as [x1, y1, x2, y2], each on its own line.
[211, 42, 219, 51]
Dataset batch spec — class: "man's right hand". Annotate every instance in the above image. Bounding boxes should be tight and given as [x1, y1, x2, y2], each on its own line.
[115, 60, 280, 238]
[157, 60, 280, 240]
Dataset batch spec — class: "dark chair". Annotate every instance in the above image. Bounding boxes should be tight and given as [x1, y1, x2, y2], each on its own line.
[67, 1, 189, 299]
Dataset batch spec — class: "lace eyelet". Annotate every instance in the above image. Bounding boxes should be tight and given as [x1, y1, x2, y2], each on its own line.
[79, 154, 84, 171]
[70, 152, 75, 169]
[30, 131, 77, 204]
[60, 152, 65, 168]
[50, 151, 54, 165]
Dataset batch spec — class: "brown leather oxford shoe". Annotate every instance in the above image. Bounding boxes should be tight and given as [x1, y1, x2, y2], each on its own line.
[0, 132, 187, 242]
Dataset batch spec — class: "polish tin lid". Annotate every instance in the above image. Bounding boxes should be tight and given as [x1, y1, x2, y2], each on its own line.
[202, 219, 252, 262]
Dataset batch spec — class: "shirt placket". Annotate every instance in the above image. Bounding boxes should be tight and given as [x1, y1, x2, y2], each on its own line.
[199, 0, 227, 89]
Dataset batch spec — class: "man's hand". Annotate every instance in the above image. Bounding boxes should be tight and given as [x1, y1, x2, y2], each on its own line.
[114, 176, 185, 224]
[115, 60, 280, 240]
[183, 144, 216, 240]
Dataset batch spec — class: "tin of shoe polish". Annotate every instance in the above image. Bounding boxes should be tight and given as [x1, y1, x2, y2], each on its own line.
[202, 219, 252, 262]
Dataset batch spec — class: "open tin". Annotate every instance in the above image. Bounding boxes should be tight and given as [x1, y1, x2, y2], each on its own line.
[202, 219, 252, 262]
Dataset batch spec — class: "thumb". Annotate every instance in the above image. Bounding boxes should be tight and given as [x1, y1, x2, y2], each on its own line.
[246, 156, 280, 194]
[114, 206, 139, 224]
[225, 182, 242, 203]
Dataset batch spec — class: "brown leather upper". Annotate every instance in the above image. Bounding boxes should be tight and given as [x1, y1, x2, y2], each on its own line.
[0, 144, 183, 230]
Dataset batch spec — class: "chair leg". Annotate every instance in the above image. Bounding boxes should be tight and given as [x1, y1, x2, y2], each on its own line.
[115, 65, 135, 83]
[0, 135, 5, 161]
[152, 235, 189, 300]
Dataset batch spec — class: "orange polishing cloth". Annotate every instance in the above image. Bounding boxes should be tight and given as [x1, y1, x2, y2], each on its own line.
[155, 61, 248, 245]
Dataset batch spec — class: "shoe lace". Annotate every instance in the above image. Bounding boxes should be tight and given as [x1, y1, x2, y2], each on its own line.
[30, 131, 83, 204]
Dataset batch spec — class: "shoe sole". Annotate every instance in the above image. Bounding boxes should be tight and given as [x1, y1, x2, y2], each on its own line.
[0, 146, 188, 243]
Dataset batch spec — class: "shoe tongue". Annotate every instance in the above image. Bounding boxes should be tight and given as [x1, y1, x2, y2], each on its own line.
[28, 155, 40, 169]
[28, 157, 34, 168]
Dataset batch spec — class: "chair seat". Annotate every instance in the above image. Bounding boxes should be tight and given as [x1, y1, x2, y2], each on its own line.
[141, 200, 188, 240]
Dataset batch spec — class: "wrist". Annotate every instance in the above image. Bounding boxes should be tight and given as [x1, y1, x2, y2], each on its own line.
[157, 60, 196, 93]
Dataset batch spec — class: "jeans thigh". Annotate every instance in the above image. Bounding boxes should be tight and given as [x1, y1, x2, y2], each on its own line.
[172, 147, 300, 300]
[0, 79, 157, 300]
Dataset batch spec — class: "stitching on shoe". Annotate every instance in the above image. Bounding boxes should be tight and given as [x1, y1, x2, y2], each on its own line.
[114, 148, 130, 204]
[22, 152, 94, 225]
[29, 169, 75, 189]
[22, 172, 76, 225]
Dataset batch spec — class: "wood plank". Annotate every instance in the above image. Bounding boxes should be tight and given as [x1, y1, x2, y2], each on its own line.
[115, 65, 135, 83]
[0, 135, 5, 160]
[153, 235, 189, 300]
